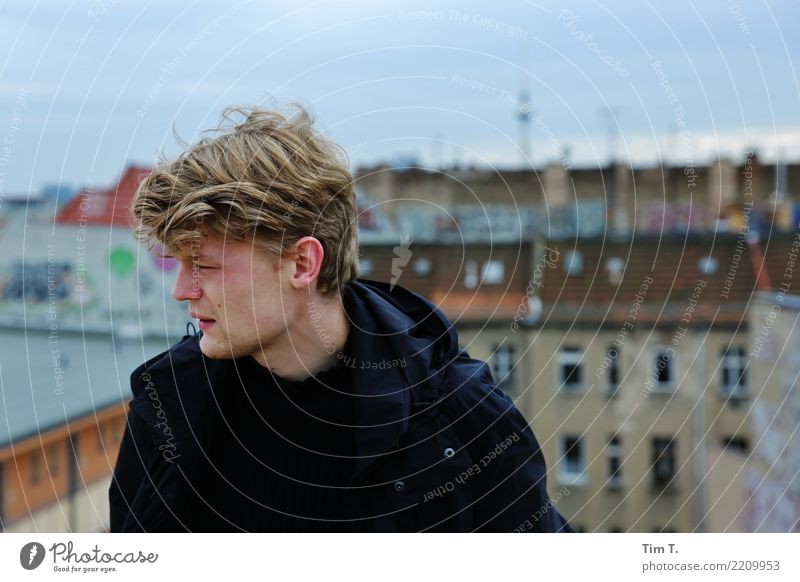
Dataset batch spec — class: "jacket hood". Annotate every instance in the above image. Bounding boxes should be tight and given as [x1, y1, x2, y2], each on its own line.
[342, 279, 461, 478]
[345, 278, 459, 387]
[128, 278, 462, 485]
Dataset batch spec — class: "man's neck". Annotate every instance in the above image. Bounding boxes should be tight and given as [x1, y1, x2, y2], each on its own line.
[251, 292, 350, 381]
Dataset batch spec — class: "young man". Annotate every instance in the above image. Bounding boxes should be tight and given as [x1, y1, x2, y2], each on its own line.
[109, 104, 572, 533]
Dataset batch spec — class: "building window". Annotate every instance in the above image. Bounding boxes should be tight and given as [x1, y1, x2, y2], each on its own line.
[481, 260, 505, 284]
[606, 346, 620, 396]
[96, 426, 105, 452]
[30, 451, 41, 485]
[558, 346, 584, 392]
[607, 434, 622, 488]
[605, 257, 624, 285]
[559, 434, 587, 485]
[722, 435, 750, 454]
[47, 443, 60, 476]
[652, 437, 677, 488]
[721, 346, 747, 400]
[564, 250, 583, 276]
[651, 348, 675, 392]
[698, 256, 719, 275]
[491, 344, 515, 392]
[358, 257, 373, 276]
[464, 260, 479, 289]
[413, 258, 432, 276]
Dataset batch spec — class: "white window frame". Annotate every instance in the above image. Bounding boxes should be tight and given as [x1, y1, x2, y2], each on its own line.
[721, 346, 748, 399]
[559, 434, 588, 486]
[491, 344, 515, 392]
[557, 346, 584, 392]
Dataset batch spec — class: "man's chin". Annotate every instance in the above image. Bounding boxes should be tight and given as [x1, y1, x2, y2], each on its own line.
[198, 337, 237, 360]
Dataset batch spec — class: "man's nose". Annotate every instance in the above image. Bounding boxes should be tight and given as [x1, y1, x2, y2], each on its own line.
[171, 263, 202, 301]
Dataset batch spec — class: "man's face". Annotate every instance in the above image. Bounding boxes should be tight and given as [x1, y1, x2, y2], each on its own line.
[170, 232, 298, 360]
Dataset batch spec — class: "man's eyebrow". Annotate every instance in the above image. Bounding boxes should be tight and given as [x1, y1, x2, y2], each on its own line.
[161, 252, 221, 262]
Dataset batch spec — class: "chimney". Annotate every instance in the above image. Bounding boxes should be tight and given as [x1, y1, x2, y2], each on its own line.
[543, 162, 570, 207]
[612, 162, 634, 234]
[708, 157, 738, 230]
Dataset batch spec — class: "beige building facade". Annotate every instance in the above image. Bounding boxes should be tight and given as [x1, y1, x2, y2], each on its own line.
[370, 232, 796, 532]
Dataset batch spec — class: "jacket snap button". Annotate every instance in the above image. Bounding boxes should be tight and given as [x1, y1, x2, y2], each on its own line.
[393, 480, 405, 492]
[444, 447, 455, 458]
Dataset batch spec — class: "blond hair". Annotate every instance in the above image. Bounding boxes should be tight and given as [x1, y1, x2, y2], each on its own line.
[130, 104, 359, 297]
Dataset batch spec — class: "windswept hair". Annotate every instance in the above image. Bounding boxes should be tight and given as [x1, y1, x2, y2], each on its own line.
[130, 103, 359, 297]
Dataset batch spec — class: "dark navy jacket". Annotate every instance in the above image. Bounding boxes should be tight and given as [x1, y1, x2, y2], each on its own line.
[109, 279, 572, 532]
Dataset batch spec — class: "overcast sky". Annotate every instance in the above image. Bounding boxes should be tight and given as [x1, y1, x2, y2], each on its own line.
[1, 0, 798, 196]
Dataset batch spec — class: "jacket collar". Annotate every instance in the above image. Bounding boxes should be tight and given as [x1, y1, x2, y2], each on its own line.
[344, 280, 413, 480]
[343, 279, 458, 480]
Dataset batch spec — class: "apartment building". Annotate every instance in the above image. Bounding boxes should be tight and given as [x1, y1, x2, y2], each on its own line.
[360, 231, 797, 532]
[355, 154, 800, 235]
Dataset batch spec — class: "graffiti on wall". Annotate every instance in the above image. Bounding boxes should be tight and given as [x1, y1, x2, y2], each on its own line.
[1, 262, 74, 302]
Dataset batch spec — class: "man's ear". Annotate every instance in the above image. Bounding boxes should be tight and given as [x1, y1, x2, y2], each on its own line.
[289, 236, 324, 291]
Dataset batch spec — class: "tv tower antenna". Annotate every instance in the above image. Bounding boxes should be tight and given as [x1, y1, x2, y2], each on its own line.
[600, 105, 621, 165]
[517, 39, 533, 169]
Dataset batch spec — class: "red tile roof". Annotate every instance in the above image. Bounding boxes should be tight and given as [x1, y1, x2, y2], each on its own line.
[538, 233, 797, 326]
[55, 165, 151, 226]
[360, 232, 799, 327]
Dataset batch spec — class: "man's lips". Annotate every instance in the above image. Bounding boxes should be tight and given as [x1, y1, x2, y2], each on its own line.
[190, 312, 215, 321]
[190, 312, 216, 330]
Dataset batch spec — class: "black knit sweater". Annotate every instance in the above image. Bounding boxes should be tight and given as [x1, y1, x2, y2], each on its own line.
[198, 349, 360, 532]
